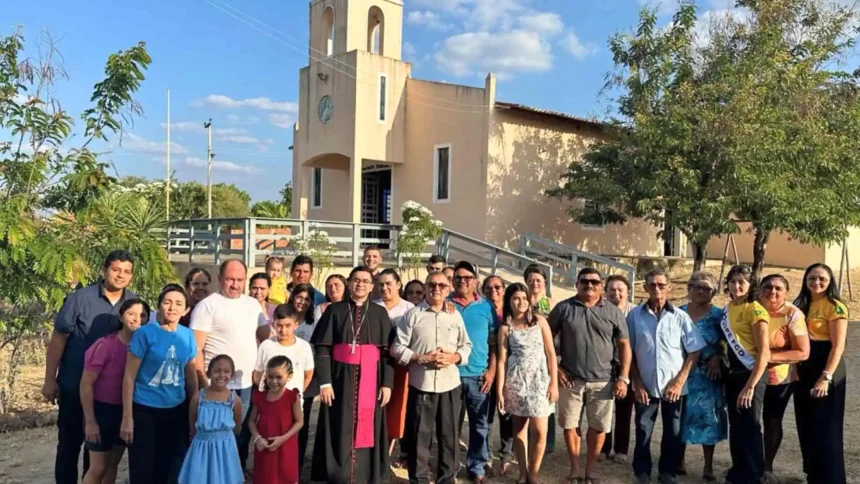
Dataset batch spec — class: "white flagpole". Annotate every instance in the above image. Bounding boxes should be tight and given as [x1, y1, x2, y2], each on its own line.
[166, 88, 171, 220]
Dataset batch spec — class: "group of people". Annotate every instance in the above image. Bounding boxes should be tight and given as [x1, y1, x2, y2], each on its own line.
[41, 246, 849, 484]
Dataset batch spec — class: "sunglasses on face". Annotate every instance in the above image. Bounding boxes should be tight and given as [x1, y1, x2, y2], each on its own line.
[486, 285, 504, 291]
[646, 282, 669, 290]
[427, 282, 449, 290]
[687, 283, 713, 292]
[454, 275, 475, 282]
[578, 279, 601, 287]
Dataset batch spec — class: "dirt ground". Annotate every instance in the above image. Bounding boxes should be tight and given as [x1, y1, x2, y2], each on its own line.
[1, 264, 858, 483]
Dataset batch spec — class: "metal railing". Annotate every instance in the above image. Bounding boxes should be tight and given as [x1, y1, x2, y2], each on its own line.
[439, 230, 555, 297]
[166, 218, 560, 296]
[519, 232, 635, 301]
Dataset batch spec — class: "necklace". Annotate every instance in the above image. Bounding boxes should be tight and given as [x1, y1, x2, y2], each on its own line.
[347, 300, 369, 354]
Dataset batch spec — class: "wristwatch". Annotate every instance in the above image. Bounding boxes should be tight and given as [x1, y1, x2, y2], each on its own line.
[822, 371, 833, 383]
[618, 376, 631, 385]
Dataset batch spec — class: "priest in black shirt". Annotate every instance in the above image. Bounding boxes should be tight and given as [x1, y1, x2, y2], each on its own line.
[310, 265, 394, 483]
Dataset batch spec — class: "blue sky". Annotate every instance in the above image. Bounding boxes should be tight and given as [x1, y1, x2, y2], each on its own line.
[4, 0, 749, 201]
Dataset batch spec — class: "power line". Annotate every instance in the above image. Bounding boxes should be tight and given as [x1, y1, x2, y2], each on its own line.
[199, 0, 496, 114]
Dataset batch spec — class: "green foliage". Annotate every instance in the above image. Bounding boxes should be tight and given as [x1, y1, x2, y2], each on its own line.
[396, 201, 443, 280]
[116, 176, 254, 221]
[549, 0, 860, 275]
[292, 225, 336, 288]
[279, 181, 292, 214]
[0, 28, 171, 412]
[251, 200, 289, 219]
[211, 183, 251, 218]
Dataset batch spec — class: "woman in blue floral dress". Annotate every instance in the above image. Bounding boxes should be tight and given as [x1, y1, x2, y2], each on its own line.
[679, 271, 728, 482]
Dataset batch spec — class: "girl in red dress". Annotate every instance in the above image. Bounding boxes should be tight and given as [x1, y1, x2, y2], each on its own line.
[249, 355, 303, 484]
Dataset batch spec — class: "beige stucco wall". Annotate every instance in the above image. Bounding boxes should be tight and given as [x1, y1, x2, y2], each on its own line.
[395, 78, 491, 236]
[705, 223, 824, 269]
[352, 51, 410, 164]
[485, 109, 663, 255]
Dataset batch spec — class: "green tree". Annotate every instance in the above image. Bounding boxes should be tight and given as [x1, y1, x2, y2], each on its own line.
[547, 3, 737, 271]
[0, 28, 172, 412]
[280, 181, 292, 214]
[211, 183, 251, 218]
[251, 200, 289, 218]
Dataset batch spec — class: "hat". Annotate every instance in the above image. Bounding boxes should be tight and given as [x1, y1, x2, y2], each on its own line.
[453, 261, 477, 276]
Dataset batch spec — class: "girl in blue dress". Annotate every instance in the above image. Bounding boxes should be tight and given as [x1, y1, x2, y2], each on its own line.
[178, 354, 244, 484]
[679, 271, 728, 482]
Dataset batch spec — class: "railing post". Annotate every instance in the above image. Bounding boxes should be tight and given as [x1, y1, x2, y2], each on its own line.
[568, 255, 579, 285]
[491, 248, 499, 275]
[519, 234, 527, 256]
[188, 221, 195, 263]
[352, 223, 361, 267]
[546, 264, 554, 298]
[302, 219, 310, 239]
[628, 268, 636, 303]
[247, 218, 257, 268]
[214, 223, 222, 267]
[444, 232, 451, 262]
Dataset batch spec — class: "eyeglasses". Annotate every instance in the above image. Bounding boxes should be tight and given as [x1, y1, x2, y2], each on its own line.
[486, 285, 504, 291]
[578, 279, 601, 287]
[687, 283, 713, 292]
[351, 279, 374, 286]
[646, 282, 669, 290]
[454, 275, 475, 282]
[426, 282, 449, 290]
[762, 284, 786, 292]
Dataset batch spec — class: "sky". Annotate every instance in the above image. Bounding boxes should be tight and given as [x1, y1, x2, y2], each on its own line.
[2, 0, 772, 202]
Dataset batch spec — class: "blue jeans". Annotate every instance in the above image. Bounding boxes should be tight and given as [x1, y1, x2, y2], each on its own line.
[461, 376, 494, 477]
[633, 397, 683, 478]
[234, 387, 253, 469]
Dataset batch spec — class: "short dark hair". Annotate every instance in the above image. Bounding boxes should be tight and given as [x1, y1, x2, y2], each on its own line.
[379, 268, 402, 284]
[427, 254, 445, 265]
[184, 268, 211, 289]
[364, 245, 381, 254]
[605, 274, 630, 291]
[207, 354, 235, 377]
[103, 250, 134, 270]
[291, 255, 314, 271]
[644, 269, 669, 284]
[249, 272, 272, 287]
[273, 303, 301, 321]
[219, 259, 247, 277]
[323, 274, 349, 302]
[577, 267, 602, 280]
[158, 284, 189, 307]
[349, 265, 374, 280]
[523, 264, 548, 282]
[119, 298, 151, 319]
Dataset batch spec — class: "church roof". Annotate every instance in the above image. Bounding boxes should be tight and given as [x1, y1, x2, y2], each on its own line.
[495, 101, 605, 130]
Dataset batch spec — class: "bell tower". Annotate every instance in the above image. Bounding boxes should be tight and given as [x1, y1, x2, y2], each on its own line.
[308, 0, 403, 61]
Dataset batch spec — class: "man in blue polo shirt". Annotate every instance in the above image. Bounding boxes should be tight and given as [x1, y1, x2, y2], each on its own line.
[42, 250, 136, 484]
[450, 261, 497, 483]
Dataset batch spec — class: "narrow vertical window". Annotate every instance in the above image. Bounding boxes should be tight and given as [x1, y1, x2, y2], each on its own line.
[322, 7, 335, 56]
[434, 145, 451, 203]
[379, 74, 387, 122]
[312, 167, 323, 208]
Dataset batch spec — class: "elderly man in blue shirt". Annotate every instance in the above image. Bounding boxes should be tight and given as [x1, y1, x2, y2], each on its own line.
[628, 269, 705, 484]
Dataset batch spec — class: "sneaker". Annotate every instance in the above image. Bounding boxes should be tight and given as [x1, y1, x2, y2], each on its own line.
[633, 474, 650, 484]
[611, 454, 628, 464]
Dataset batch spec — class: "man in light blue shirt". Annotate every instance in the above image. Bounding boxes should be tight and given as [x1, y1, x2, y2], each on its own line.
[628, 269, 704, 484]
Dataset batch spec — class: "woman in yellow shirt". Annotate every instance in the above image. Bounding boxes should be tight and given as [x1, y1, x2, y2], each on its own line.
[720, 265, 770, 484]
[792, 263, 848, 484]
[758, 275, 809, 484]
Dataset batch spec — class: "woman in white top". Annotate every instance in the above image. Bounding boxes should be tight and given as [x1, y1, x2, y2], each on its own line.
[374, 268, 415, 464]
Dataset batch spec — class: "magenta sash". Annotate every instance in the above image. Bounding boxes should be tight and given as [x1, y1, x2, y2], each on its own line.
[332, 343, 380, 449]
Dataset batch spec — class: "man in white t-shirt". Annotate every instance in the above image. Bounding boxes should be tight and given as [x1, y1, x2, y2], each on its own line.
[253, 305, 314, 396]
[189, 259, 269, 470]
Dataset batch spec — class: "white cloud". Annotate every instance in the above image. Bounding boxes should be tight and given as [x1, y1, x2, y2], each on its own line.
[468, 0, 527, 30]
[519, 12, 565, 37]
[562, 31, 598, 59]
[435, 30, 553, 78]
[193, 94, 298, 112]
[403, 42, 418, 59]
[692, 7, 750, 49]
[269, 113, 294, 129]
[226, 114, 241, 123]
[183, 156, 261, 175]
[407, 11, 450, 30]
[410, 0, 470, 13]
[221, 135, 260, 144]
[122, 133, 188, 154]
[638, 0, 679, 18]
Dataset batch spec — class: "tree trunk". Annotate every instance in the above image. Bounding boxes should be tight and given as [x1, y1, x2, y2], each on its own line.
[692, 243, 707, 272]
[751, 227, 769, 280]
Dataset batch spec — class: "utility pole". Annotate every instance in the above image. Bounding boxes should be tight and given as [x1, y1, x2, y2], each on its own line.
[204, 118, 214, 218]
[166, 89, 171, 220]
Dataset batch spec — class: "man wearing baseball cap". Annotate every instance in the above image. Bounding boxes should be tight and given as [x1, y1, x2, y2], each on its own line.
[449, 261, 498, 483]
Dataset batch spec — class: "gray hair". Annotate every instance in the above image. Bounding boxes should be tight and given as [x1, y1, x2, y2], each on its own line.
[688, 271, 718, 289]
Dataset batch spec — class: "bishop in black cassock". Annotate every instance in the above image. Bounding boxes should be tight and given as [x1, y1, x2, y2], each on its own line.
[310, 266, 394, 484]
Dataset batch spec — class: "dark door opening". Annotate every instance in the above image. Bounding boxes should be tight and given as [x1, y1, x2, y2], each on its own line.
[361, 169, 392, 249]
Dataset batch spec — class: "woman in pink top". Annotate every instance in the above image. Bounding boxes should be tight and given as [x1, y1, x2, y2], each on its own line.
[80, 299, 148, 484]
